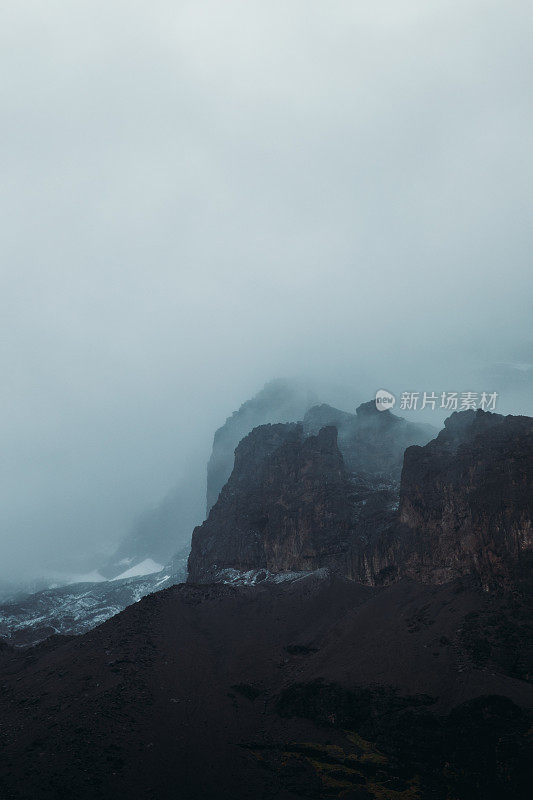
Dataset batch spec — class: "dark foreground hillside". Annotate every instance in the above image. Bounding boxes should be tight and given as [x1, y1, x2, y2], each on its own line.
[0, 571, 531, 800]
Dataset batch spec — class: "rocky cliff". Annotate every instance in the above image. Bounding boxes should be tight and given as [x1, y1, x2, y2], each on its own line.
[188, 403, 437, 584]
[188, 424, 358, 582]
[206, 379, 319, 512]
[189, 408, 533, 592]
[399, 409, 533, 590]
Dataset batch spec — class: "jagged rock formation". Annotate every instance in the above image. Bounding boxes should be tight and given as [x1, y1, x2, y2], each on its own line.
[206, 378, 319, 512]
[189, 424, 358, 582]
[188, 404, 436, 584]
[399, 410, 533, 590]
[189, 408, 533, 593]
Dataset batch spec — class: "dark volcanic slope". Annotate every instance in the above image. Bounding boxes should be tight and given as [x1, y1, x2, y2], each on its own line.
[0, 573, 531, 800]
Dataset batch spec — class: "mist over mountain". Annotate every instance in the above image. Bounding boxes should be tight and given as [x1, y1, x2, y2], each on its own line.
[207, 379, 320, 511]
[0, 381, 368, 643]
[100, 468, 205, 579]
[1, 3, 532, 796]
[1, 0, 532, 583]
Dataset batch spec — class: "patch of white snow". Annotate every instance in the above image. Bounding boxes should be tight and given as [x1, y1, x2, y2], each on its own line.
[111, 559, 163, 581]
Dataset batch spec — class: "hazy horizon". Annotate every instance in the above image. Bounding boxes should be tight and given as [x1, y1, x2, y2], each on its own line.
[1, 1, 532, 581]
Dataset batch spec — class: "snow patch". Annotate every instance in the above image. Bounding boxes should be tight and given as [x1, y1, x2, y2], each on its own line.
[111, 559, 163, 581]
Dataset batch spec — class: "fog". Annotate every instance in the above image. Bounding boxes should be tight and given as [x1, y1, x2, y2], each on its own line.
[1, 1, 532, 581]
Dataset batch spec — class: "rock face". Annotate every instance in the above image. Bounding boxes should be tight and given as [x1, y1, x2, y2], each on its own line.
[206, 379, 319, 512]
[188, 424, 358, 582]
[188, 404, 436, 584]
[189, 407, 533, 593]
[399, 410, 533, 590]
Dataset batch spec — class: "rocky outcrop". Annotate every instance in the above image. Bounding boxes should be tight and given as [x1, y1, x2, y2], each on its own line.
[189, 403, 437, 585]
[206, 379, 318, 512]
[348, 410, 533, 591]
[190, 406, 533, 592]
[188, 424, 358, 582]
[399, 410, 533, 590]
[205, 382, 436, 514]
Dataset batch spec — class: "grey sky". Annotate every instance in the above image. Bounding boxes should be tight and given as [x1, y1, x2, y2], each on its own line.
[1, 1, 532, 579]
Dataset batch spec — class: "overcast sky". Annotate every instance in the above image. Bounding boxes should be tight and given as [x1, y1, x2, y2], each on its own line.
[1, 1, 532, 580]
